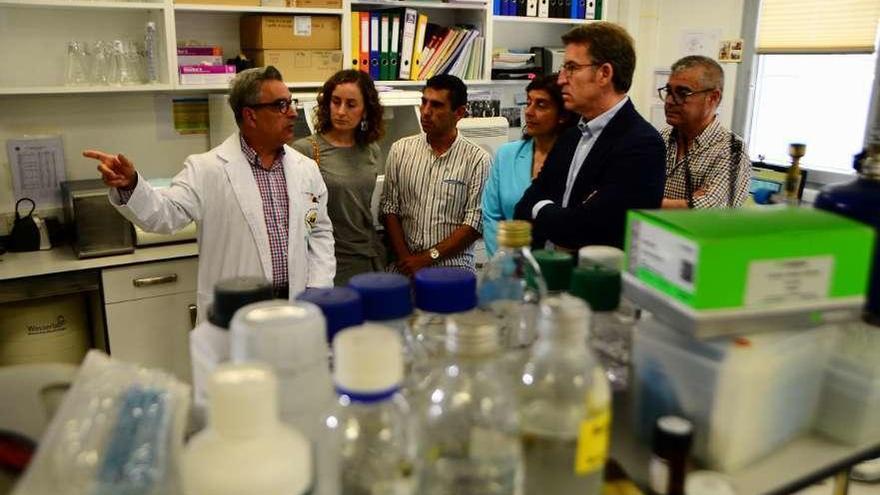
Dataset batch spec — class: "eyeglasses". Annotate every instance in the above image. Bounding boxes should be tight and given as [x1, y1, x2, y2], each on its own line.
[560, 61, 601, 77]
[248, 97, 298, 114]
[657, 85, 714, 104]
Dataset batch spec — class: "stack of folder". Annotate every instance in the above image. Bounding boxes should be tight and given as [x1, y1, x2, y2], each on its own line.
[493, 0, 602, 20]
[350, 8, 485, 81]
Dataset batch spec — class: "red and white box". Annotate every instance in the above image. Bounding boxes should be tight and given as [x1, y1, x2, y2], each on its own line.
[179, 65, 237, 85]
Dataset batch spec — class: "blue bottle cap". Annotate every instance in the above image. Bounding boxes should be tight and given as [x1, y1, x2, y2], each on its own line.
[296, 287, 364, 342]
[348, 272, 413, 321]
[413, 268, 477, 314]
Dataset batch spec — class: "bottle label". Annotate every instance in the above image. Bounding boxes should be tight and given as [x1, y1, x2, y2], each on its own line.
[574, 409, 610, 475]
[649, 455, 669, 495]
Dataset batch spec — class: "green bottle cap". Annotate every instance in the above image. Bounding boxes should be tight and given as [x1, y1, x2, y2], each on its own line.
[532, 250, 575, 292]
[570, 266, 621, 311]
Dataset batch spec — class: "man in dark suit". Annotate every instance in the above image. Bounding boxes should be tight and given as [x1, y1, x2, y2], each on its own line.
[514, 22, 665, 249]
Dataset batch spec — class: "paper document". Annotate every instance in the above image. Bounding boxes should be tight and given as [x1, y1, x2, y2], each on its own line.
[6, 135, 66, 207]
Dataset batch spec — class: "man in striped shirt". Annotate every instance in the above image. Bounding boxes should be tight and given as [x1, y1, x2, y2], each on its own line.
[380, 75, 491, 275]
[660, 56, 751, 209]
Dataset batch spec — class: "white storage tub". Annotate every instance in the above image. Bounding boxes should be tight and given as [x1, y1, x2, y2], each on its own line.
[633, 316, 836, 472]
[814, 323, 880, 445]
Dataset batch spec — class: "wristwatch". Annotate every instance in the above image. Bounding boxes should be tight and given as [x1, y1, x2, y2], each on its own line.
[429, 247, 440, 260]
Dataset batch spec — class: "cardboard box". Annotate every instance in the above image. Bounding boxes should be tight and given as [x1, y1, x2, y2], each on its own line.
[286, 0, 342, 8]
[179, 65, 237, 85]
[623, 208, 876, 338]
[245, 49, 343, 82]
[176, 0, 259, 6]
[240, 15, 341, 50]
[625, 208, 874, 311]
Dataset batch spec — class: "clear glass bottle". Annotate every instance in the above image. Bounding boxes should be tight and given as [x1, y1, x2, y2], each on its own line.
[348, 272, 426, 375]
[320, 324, 417, 495]
[570, 266, 635, 391]
[417, 319, 522, 495]
[478, 220, 547, 350]
[144, 22, 159, 84]
[411, 267, 478, 362]
[519, 294, 610, 495]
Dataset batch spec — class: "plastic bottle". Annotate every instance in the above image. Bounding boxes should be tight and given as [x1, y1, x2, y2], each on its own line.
[570, 266, 635, 391]
[144, 22, 159, 83]
[182, 363, 312, 495]
[478, 220, 547, 350]
[348, 272, 426, 373]
[189, 277, 273, 412]
[532, 249, 575, 296]
[320, 324, 417, 495]
[230, 300, 335, 441]
[815, 144, 880, 322]
[297, 287, 365, 344]
[416, 314, 521, 495]
[519, 294, 610, 495]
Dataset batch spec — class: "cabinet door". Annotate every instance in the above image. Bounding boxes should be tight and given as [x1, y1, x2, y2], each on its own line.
[105, 292, 195, 383]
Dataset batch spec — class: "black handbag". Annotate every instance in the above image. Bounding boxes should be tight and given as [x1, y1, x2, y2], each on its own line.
[8, 198, 40, 252]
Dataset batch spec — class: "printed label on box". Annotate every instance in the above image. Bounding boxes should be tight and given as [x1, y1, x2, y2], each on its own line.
[744, 256, 833, 307]
[294, 16, 312, 36]
[630, 220, 699, 294]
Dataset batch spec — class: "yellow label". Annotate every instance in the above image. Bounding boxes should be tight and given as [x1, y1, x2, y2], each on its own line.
[574, 409, 610, 475]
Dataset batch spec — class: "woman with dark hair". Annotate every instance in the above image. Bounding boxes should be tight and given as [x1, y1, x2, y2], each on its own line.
[293, 69, 386, 285]
[481, 74, 574, 256]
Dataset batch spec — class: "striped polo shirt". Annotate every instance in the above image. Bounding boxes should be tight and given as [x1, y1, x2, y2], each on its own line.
[380, 132, 491, 271]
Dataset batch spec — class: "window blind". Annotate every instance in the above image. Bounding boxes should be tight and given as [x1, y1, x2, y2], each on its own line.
[757, 0, 880, 54]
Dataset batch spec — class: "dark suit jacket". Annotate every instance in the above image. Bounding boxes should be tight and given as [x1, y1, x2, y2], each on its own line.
[513, 99, 665, 249]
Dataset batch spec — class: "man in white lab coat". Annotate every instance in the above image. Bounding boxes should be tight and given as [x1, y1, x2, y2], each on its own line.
[83, 66, 335, 323]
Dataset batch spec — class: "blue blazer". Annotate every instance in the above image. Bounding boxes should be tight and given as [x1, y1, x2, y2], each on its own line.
[482, 139, 533, 256]
[514, 99, 665, 249]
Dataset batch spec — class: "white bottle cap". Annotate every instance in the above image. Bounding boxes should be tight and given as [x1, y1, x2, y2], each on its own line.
[209, 362, 279, 437]
[578, 245, 625, 271]
[230, 300, 329, 371]
[539, 294, 591, 341]
[333, 324, 403, 396]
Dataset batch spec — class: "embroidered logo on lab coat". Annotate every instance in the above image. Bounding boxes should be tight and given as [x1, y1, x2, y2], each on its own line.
[304, 194, 319, 234]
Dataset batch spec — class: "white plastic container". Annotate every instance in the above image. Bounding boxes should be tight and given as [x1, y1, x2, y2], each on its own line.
[230, 300, 335, 441]
[814, 323, 880, 444]
[182, 363, 312, 495]
[633, 316, 835, 472]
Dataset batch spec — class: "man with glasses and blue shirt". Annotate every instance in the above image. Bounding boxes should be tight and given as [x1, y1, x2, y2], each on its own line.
[514, 22, 665, 250]
[659, 55, 751, 209]
[83, 66, 335, 322]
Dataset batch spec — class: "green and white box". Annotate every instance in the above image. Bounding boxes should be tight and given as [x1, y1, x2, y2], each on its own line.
[623, 208, 875, 338]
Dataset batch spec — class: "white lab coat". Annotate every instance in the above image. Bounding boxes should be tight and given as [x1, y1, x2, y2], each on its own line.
[110, 132, 336, 322]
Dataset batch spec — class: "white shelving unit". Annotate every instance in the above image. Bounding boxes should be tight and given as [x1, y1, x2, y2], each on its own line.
[0, 0, 613, 95]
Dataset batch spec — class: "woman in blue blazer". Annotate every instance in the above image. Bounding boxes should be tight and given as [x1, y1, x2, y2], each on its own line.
[482, 74, 574, 256]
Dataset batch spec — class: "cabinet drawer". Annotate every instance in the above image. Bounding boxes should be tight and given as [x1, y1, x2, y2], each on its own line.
[105, 292, 195, 383]
[102, 257, 198, 303]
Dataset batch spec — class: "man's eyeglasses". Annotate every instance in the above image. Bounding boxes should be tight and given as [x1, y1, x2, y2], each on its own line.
[249, 97, 298, 114]
[560, 61, 601, 77]
[657, 85, 714, 104]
